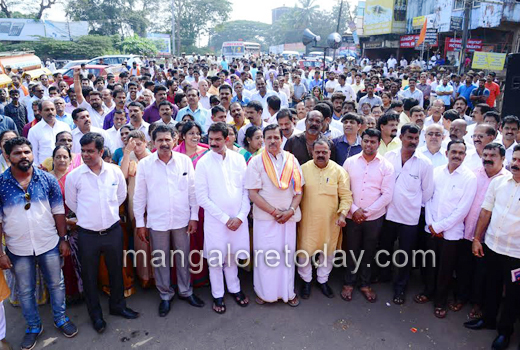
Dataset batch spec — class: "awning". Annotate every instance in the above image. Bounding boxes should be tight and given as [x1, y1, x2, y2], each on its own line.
[0, 74, 12, 88]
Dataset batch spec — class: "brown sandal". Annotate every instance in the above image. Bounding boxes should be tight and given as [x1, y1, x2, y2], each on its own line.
[414, 294, 430, 304]
[434, 307, 447, 319]
[340, 286, 354, 301]
[287, 296, 300, 307]
[255, 296, 266, 305]
[468, 305, 483, 319]
[359, 287, 377, 303]
[448, 300, 464, 312]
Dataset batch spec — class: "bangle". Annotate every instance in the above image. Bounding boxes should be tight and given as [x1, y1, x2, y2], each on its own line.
[270, 208, 276, 215]
[289, 207, 296, 214]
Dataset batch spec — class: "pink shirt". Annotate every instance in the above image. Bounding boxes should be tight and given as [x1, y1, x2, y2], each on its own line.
[344, 152, 395, 221]
[463, 166, 509, 241]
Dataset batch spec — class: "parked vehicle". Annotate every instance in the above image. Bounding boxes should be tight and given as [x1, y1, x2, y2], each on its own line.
[87, 55, 143, 67]
[55, 59, 89, 74]
[62, 65, 116, 85]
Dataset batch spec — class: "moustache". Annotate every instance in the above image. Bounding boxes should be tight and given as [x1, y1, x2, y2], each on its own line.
[317, 157, 325, 161]
[511, 166, 520, 171]
[160, 146, 170, 150]
[452, 157, 462, 162]
[483, 160, 494, 165]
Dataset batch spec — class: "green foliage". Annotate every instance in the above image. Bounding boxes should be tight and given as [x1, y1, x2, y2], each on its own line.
[1, 35, 121, 60]
[209, 20, 271, 52]
[120, 35, 158, 56]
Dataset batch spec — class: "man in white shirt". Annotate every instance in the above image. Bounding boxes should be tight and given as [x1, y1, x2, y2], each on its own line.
[265, 95, 281, 124]
[325, 71, 339, 98]
[419, 124, 448, 168]
[23, 84, 46, 123]
[387, 55, 397, 69]
[70, 108, 110, 154]
[28, 100, 71, 166]
[272, 79, 289, 109]
[106, 110, 127, 152]
[334, 74, 356, 102]
[420, 140, 477, 319]
[467, 144, 520, 350]
[463, 124, 496, 171]
[500, 116, 519, 164]
[133, 125, 205, 317]
[74, 69, 110, 128]
[195, 122, 251, 314]
[399, 78, 424, 107]
[278, 109, 303, 148]
[65, 132, 139, 333]
[251, 77, 276, 123]
[380, 124, 434, 304]
[127, 102, 150, 141]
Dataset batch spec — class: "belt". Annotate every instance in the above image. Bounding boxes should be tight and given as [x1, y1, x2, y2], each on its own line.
[79, 221, 120, 236]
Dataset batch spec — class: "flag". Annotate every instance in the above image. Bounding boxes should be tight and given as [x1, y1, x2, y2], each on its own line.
[416, 19, 427, 46]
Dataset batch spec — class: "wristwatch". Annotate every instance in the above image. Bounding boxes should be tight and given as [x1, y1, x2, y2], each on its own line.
[60, 235, 70, 242]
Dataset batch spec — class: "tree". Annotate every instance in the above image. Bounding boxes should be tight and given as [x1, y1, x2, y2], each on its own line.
[120, 35, 158, 56]
[0, 0, 59, 19]
[209, 20, 271, 51]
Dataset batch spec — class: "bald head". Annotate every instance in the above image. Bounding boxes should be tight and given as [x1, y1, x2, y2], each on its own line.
[449, 119, 468, 142]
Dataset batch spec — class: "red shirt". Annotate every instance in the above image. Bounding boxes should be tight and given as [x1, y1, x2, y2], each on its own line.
[485, 81, 500, 107]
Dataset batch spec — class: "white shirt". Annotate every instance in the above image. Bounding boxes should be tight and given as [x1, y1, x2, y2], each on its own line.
[275, 90, 289, 109]
[463, 149, 483, 171]
[385, 149, 434, 225]
[334, 84, 356, 102]
[251, 91, 276, 123]
[504, 141, 518, 165]
[195, 149, 250, 225]
[387, 58, 397, 69]
[399, 88, 424, 107]
[28, 119, 71, 166]
[65, 162, 127, 231]
[133, 151, 198, 231]
[23, 95, 48, 123]
[482, 173, 520, 259]
[419, 146, 448, 168]
[282, 128, 303, 148]
[237, 121, 268, 147]
[71, 126, 110, 154]
[130, 121, 151, 141]
[425, 165, 477, 240]
[79, 100, 111, 129]
[106, 126, 125, 152]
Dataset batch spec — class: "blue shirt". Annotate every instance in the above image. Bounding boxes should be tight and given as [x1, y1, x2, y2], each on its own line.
[457, 83, 477, 108]
[308, 79, 323, 92]
[332, 135, 362, 167]
[231, 95, 251, 106]
[435, 84, 453, 106]
[175, 104, 210, 128]
[0, 115, 17, 134]
[221, 60, 229, 71]
[56, 112, 75, 129]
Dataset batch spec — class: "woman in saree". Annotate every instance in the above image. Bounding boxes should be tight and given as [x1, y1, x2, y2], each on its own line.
[50, 145, 84, 303]
[120, 130, 153, 288]
[173, 121, 210, 287]
[239, 126, 263, 164]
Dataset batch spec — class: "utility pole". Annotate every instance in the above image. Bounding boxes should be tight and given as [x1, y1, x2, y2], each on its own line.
[458, 0, 471, 75]
[171, 0, 176, 56]
[334, 0, 344, 61]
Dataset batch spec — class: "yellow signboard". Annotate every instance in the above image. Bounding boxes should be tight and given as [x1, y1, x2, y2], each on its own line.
[412, 16, 425, 28]
[364, 0, 393, 35]
[472, 52, 507, 71]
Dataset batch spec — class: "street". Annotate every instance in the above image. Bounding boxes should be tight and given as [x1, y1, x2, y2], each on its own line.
[4, 269, 510, 350]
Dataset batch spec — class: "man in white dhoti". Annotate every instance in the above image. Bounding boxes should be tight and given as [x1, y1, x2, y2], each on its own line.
[195, 122, 251, 314]
[245, 124, 304, 307]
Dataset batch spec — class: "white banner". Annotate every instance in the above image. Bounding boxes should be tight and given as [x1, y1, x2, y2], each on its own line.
[0, 19, 88, 41]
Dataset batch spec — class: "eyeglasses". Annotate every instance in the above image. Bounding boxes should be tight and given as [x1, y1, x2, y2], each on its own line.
[24, 192, 31, 210]
[426, 132, 443, 137]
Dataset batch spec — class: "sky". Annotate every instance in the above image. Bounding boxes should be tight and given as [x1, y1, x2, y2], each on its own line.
[45, 0, 352, 25]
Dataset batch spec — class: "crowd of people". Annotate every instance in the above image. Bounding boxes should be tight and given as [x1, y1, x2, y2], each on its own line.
[0, 52, 517, 350]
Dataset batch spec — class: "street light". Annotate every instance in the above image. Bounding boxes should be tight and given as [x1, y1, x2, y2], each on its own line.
[302, 29, 341, 95]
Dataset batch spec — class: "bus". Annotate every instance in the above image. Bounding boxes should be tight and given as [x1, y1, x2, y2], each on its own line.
[221, 41, 261, 61]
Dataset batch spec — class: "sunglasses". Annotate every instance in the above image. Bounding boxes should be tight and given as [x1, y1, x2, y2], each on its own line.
[24, 192, 31, 210]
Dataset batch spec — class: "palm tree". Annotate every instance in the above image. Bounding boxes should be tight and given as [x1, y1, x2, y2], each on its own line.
[295, 0, 319, 29]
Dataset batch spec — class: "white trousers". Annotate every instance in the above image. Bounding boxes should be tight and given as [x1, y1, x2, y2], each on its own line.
[208, 255, 241, 298]
[0, 301, 5, 339]
[297, 254, 335, 284]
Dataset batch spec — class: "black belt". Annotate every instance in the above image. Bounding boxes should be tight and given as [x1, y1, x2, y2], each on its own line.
[79, 221, 120, 236]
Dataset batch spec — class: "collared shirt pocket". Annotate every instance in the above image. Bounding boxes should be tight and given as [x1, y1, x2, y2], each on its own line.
[320, 183, 338, 196]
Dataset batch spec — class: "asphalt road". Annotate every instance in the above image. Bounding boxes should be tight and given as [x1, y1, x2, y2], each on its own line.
[4, 268, 517, 350]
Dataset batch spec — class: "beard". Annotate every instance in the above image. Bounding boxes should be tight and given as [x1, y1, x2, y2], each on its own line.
[16, 160, 33, 172]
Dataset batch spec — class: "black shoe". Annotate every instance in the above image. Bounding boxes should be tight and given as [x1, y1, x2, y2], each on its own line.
[179, 294, 205, 308]
[159, 300, 171, 317]
[109, 307, 140, 319]
[492, 335, 510, 350]
[463, 319, 496, 330]
[92, 319, 106, 334]
[300, 282, 311, 299]
[317, 282, 334, 298]
[21, 326, 43, 350]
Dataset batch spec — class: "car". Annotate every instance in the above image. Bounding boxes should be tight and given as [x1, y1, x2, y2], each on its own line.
[55, 59, 89, 75]
[61, 65, 115, 85]
[86, 55, 143, 67]
[298, 58, 324, 70]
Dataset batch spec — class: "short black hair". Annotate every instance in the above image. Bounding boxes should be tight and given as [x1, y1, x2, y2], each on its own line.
[267, 95, 281, 111]
[361, 128, 382, 141]
[377, 112, 399, 130]
[447, 139, 466, 151]
[401, 123, 421, 135]
[403, 98, 419, 112]
[483, 111, 501, 125]
[128, 101, 145, 111]
[263, 123, 283, 139]
[80, 132, 104, 151]
[0, 129, 19, 143]
[246, 100, 263, 112]
[152, 124, 177, 141]
[483, 142, 506, 157]
[502, 115, 520, 128]
[174, 92, 186, 105]
[218, 84, 233, 94]
[314, 103, 332, 120]
[276, 108, 292, 122]
[153, 84, 167, 95]
[211, 105, 226, 116]
[55, 130, 72, 142]
[208, 122, 229, 138]
[341, 112, 363, 124]
[443, 109, 461, 122]
[4, 137, 31, 156]
[72, 107, 88, 121]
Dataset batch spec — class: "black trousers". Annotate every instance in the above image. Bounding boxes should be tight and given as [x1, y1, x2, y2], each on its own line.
[482, 245, 520, 336]
[379, 220, 418, 295]
[344, 217, 384, 288]
[78, 223, 126, 321]
[456, 239, 487, 305]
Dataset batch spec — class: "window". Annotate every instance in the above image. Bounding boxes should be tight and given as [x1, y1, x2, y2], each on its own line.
[473, 0, 480, 8]
[453, 0, 464, 10]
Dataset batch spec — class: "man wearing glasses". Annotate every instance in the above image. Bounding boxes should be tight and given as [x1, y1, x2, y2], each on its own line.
[0, 137, 77, 350]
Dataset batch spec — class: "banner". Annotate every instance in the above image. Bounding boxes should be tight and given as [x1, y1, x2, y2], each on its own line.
[364, 0, 393, 35]
[400, 34, 438, 48]
[0, 19, 88, 41]
[445, 37, 482, 51]
[148, 33, 171, 56]
[471, 52, 506, 70]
